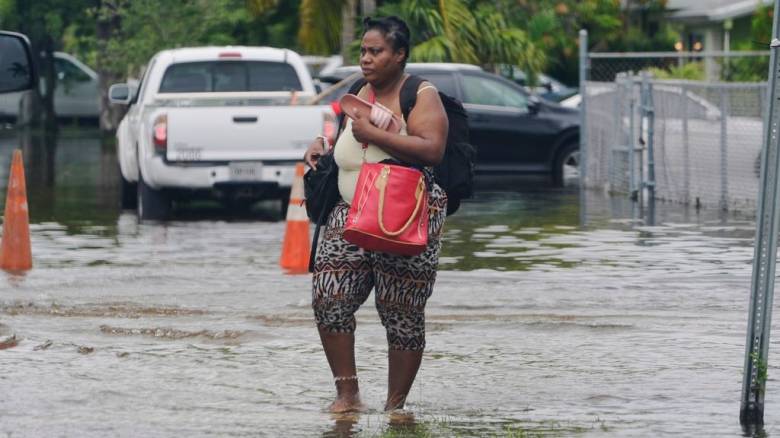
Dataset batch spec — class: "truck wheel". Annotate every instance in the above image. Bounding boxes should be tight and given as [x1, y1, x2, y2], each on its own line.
[280, 190, 290, 220]
[137, 172, 170, 221]
[552, 142, 580, 187]
[120, 174, 138, 210]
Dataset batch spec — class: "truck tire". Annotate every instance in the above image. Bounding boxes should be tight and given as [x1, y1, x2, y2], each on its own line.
[120, 173, 138, 210]
[552, 142, 580, 187]
[280, 190, 290, 220]
[137, 172, 170, 221]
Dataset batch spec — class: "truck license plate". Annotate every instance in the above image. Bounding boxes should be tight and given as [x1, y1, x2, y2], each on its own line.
[229, 162, 263, 181]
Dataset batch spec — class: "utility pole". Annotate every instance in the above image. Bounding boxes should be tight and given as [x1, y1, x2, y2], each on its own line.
[740, 0, 780, 426]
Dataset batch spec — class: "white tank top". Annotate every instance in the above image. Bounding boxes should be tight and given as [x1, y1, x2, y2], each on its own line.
[333, 118, 408, 204]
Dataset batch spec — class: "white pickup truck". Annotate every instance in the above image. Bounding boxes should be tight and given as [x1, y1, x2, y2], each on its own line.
[110, 46, 335, 220]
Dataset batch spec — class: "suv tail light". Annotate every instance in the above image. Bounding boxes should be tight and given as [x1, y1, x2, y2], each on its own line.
[323, 111, 337, 146]
[153, 114, 167, 154]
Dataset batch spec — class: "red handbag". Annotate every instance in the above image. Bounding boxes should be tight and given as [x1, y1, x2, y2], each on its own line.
[343, 162, 429, 256]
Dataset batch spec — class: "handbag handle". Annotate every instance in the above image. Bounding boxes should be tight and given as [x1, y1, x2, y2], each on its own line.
[375, 165, 426, 236]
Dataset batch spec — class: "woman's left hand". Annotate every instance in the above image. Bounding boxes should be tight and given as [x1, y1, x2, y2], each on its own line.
[350, 109, 379, 145]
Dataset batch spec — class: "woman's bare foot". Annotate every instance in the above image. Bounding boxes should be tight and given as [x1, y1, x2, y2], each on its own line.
[329, 380, 366, 413]
[329, 394, 366, 413]
[384, 394, 407, 412]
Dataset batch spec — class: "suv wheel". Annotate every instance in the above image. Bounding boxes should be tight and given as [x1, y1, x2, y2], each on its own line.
[553, 142, 580, 187]
[137, 172, 170, 220]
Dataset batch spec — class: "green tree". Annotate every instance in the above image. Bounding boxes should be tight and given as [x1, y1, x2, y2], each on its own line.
[0, 0, 90, 130]
[67, 0, 254, 131]
[377, 0, 544, 74]
[724, 4, 772, 82]
[89, 0, 251, 77]
[298, 0, 344, 55]
[297, 0, 375, 63]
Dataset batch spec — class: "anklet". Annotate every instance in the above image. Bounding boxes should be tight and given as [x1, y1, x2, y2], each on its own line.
[334, 375, 358, 383]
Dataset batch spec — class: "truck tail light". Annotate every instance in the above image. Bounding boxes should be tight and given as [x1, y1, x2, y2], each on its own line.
[323, 111, 337, 146]
[153, 114, 167, 153]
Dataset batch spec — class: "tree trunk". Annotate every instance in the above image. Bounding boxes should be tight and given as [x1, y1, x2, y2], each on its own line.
[39, 36, 58, 132]
[361, 0, 375, 16]
[96, 1, 126, 134]
[341, 0, 357, 65]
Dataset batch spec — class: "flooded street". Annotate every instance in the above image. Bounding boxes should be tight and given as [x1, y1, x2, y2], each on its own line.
[0, 128, 776, 437]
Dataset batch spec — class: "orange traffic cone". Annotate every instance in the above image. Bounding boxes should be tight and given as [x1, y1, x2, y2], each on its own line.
[0, 150, 32, 272]
[280, 163, 310, 274]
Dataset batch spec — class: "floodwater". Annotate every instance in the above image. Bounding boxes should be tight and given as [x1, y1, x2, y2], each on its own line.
[0, 128, 777, 437]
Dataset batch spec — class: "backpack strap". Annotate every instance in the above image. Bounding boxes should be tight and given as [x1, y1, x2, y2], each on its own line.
[399, 75, 426, 122]
[348, 77, 368, 95]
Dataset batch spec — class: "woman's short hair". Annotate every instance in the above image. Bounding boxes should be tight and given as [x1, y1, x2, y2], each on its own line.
[362, 16, 411, 66]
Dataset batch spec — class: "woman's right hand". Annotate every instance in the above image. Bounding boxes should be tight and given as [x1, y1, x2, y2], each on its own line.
[304, 137, 326, 169]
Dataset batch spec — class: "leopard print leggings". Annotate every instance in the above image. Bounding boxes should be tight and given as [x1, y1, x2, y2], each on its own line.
[312, 182, 447, 351]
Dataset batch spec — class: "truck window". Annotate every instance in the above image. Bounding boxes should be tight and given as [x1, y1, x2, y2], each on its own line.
[55, 57, 91, 83]
[159, 61, 303, 93]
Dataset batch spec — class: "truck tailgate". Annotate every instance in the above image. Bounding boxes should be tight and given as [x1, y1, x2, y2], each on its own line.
[165, 106, 326, 162]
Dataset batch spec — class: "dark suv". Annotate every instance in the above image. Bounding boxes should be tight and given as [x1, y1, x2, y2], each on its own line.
[313, 63, 581, 186]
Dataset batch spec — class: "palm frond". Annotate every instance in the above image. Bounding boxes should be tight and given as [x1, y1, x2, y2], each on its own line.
[246, 0, 279, 16]
[298, 0, 343, 54]
[410, 34, 451, 62]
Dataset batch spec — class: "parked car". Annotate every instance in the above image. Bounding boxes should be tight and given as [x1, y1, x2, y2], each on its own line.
[498, 67, 578, 103]
[0, 31, 36, 94]
[311, 63, 581, 185]
[110, 46, 334, 220]
[0, 51, 99, 122]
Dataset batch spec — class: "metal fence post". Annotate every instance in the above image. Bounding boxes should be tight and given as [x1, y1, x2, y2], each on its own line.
[741, 0, 780, 425]
[643, 73, 656, 208]
[628, 75, 637, 199]
[579, 29, 588, 187]
[682, 84, 690, 205]
[720, 87, 729, 211]
[611, 73, 626, 192]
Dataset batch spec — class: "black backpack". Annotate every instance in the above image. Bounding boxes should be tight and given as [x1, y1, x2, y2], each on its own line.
[341, 75, 475, 215]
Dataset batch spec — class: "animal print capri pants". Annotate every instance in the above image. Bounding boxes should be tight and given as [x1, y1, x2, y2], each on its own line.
[312, 182, 447, 351]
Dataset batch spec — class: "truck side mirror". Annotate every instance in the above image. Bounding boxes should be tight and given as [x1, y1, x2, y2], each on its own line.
[109, 83, 134, 105]
[0, 31, 36, 94]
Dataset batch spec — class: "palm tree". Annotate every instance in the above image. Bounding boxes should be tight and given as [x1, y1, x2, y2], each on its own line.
[379, 0, 545, 74]
[297, 0, 375, 62]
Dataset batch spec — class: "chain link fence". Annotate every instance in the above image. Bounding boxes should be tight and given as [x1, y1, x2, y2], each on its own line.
[588, 51, 770, 82]
[582, 49, 770, 212]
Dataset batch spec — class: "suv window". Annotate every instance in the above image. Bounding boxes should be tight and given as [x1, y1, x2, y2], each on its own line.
[159, 61, 302, 93]
[414, 72, 458, 98]
[461, 74, 527, 110]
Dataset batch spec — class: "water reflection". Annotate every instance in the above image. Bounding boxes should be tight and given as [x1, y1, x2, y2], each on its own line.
[742, 423, 768, 438]
[0, 127, 121, 231]
[322, 413, 361, 437]
[0, 127, 759, 275]
[0, 127, 284, 230]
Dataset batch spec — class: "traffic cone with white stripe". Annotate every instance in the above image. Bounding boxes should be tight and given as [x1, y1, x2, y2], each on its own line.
[280, 163, 310, 274]
[0, 150, 32, 272]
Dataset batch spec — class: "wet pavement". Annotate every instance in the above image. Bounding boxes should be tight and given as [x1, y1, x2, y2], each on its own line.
[0, 128, 777, 437]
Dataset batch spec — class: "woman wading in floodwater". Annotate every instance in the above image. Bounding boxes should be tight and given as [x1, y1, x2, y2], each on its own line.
[304, 16, 448, 413]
